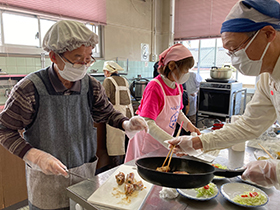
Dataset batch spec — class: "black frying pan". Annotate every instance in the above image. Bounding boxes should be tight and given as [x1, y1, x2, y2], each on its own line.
[136, 156, 245, 189]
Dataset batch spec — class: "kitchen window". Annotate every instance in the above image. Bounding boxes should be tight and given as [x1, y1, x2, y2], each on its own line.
[86, 23, 100, 55]
[40, 19, 57, 46]
[3, 12, 39, 47]
[0, 10, 102, 57]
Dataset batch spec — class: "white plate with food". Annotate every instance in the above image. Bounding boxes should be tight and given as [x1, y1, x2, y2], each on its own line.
[177, 183, 219, 201]
[211, 163, 228, 180]
[220, 183, 268, 207]
[253, 149, 277, 160]
[237, 176, 272, 189]
[87, 165, 153, 210]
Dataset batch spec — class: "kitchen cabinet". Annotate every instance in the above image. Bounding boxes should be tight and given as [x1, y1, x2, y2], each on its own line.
[0, 145, 27, 209]
[0, 76, 28, 209]
[94, 122, 110, 174]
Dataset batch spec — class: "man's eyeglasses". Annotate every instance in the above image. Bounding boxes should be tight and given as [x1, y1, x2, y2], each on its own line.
[59, 54, 96, 68]
[226, 33, 256, 56]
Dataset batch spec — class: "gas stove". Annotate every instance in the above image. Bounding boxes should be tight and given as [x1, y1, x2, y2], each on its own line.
[205, 78, 237, 83]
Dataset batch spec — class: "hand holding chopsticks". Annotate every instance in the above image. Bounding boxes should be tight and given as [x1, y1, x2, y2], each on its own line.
[165, 124, 202, 157]
[157, 122, 184, 172]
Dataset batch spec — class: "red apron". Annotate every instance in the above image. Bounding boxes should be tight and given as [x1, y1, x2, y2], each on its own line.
[125, 78, 182, 162]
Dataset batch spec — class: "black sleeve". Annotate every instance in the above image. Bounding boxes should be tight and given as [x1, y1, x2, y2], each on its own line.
[182, 91, 188, 106]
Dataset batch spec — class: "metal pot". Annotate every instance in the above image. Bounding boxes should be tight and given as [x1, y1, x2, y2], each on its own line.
[136, 156, 244, 189]
[210, 66, 233, 79]
[129, 77, 149, 101]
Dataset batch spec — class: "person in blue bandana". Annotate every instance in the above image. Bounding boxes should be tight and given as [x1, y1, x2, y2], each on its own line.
[167, 0, 280, 189]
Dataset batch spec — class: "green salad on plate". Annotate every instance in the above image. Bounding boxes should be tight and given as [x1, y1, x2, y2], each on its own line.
[232, 191, 267, 206]
[195, 183, 218, 198]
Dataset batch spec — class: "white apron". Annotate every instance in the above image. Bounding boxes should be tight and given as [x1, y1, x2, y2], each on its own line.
[125, 79, 182, 162]
[106, 77, 134, 156]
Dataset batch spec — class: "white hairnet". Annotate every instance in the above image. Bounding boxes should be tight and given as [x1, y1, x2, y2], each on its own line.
[43, 20, 99, 54]
[103, 61, 124, 73]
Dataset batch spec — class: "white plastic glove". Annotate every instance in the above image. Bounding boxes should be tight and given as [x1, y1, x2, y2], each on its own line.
[166, 136, 201, 156]
[123, 116, 148, 138]
[242, 159, 280, 189]
[23, 148, 68, 177]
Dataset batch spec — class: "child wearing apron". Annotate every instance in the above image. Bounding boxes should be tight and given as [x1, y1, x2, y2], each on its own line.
[125, 44, 201, 162]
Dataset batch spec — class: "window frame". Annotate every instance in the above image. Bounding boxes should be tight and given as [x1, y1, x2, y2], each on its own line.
[0, 9, 103, 57]
[2, 11, 40, 48]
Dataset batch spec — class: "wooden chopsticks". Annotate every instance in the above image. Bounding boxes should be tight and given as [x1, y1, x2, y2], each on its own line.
[258, 143, 275, 159]
[162, 121, 184, 168]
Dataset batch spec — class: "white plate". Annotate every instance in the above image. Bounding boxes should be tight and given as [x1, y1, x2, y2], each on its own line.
[237, 176, 272, 189]
[213, 175, 226, 180]
[177, 183, 219, 201]
[253, 149, 277, 160]
[211, 163, 228, 180]
[220, 183, 269, 207]
[87, 165, 153, 210]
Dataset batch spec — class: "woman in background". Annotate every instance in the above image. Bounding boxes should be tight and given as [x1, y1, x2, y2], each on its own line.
[103, 61, 134, 167]
[184, 72, 202, 126]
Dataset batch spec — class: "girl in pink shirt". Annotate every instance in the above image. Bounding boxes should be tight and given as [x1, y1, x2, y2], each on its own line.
[125, 44, 200, 162]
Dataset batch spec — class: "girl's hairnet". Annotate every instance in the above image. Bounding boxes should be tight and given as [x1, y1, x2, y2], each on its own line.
[43, 20, 98, 54]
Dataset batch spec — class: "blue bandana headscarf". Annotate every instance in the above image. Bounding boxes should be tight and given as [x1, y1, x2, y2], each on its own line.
[221, 0, 280, 33]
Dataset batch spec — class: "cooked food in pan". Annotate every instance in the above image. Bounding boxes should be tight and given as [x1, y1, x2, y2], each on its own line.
[173, 171, 189, 174]
[156, 166, 170, 172]
[156, 167, 190, 174]
[115, 172, 125, 185]
[136, 156, 244, 189]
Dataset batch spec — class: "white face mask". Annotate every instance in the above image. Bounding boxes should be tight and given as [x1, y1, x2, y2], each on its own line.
[172, 65, 190, 84]
[58, 55, 89, 82]
[231, 30, 271, 76]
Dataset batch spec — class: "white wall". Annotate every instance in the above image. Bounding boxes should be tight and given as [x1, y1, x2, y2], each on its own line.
[104, 0, 171, 61]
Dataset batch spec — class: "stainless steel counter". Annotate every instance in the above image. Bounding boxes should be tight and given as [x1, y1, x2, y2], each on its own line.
[67, 147, 280, 210]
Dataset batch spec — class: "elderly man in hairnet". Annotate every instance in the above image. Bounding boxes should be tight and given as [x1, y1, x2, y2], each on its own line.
[102, 61, 134, 168]
[168, 0, 280, 190]
[0, 20, 148, 210]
